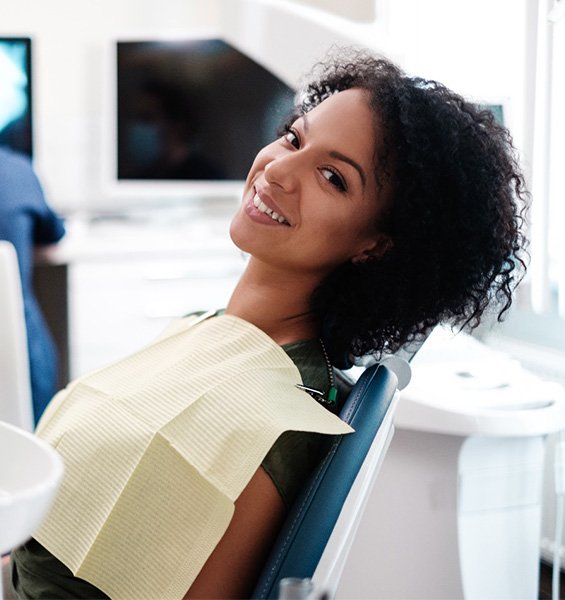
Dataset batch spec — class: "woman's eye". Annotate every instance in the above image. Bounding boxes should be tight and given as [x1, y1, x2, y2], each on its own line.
[283, 128, 300, 149]
[321, 168, 347, 192]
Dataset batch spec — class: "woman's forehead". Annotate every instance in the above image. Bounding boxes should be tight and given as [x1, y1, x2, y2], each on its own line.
[302, 89, 375, 148]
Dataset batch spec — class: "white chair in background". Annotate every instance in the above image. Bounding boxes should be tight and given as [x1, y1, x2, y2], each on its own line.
[0, 420, 64, 600]
[0, 241, 33, 431]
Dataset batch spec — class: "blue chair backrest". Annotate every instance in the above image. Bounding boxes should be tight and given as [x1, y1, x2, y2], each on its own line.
[252, 363, 398, 599]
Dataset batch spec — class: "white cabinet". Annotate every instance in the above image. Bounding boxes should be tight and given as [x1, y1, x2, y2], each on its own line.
[69, 254, 244, 378]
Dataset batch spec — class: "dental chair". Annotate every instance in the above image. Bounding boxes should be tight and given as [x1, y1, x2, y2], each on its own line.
[0, 241, 33, 431]
[252, 362, 401, 599]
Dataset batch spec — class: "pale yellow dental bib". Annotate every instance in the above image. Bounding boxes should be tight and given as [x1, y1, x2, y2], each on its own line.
[34, 314, 352, 600]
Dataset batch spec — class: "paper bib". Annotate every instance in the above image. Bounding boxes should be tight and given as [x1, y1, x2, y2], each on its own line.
[35, 314, 352, 599]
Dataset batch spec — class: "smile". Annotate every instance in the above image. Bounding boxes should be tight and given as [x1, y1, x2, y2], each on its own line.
[253, 193, 290, 225]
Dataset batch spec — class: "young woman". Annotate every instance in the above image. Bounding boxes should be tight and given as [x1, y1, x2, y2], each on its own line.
[10, 50, 527, 599]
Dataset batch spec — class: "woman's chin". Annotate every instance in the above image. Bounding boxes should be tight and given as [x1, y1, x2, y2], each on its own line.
[228, 218, 251, 255]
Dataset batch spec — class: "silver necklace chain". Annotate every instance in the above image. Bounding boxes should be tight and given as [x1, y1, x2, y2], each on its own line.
[295, 338, 338, 407]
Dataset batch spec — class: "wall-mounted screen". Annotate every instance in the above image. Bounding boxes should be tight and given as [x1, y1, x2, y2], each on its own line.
[0, 37, 32, 157]
[478, 103, 505, 126]
[116, 39, 296, 182]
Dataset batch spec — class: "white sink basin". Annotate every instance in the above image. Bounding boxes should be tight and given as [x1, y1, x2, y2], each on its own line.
[0, 420, 64, 555]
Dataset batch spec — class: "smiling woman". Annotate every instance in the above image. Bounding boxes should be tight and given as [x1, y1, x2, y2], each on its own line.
[9, 48, 527, 600]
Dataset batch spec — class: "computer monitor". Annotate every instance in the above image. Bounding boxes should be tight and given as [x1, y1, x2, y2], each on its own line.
[112, 38, 296, 199]
[0, 37, 33, 157]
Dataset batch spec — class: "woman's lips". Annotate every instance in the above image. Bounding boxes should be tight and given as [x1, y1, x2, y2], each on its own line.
[245, 188, 291, 226]
[252, 192, 290, 225]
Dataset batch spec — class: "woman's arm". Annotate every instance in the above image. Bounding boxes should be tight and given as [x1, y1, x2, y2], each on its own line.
[184, 466, 286, 599]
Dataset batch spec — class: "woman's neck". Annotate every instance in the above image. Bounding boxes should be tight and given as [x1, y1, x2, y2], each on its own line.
[225, 258, 322, 345]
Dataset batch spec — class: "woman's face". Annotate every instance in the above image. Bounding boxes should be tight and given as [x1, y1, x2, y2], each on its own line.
[230, 88, 387, 277]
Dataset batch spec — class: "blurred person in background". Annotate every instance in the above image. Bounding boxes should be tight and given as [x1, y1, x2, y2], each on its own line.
[0, 145, 65, 424]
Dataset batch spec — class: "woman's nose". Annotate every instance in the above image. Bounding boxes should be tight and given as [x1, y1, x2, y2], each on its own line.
[264, 152, 300, 192]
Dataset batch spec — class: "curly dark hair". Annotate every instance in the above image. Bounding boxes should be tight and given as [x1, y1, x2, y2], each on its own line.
[291, 49, 528, 368]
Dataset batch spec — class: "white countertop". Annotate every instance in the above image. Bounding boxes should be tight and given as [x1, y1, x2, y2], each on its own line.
[35, 201, 242, 265]
[397, 326, 565, 437]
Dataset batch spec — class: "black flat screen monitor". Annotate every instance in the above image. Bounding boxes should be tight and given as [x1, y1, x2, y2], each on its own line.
[0, 37, 32, 157]
[116, 39, 296, 182]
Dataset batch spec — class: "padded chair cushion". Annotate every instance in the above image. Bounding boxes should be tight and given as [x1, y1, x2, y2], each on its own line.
[252, 364, 398, 599]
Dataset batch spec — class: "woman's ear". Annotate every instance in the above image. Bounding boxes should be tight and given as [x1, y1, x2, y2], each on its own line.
[351, 235, 393, 265]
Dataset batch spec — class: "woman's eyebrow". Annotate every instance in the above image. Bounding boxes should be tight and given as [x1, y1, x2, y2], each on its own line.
[301, 112, 366, 187]
[330, 151, 366, 188]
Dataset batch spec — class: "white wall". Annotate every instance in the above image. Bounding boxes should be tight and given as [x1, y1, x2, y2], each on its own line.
[378, 0, 533, 175]
[1, 0, 532, 211]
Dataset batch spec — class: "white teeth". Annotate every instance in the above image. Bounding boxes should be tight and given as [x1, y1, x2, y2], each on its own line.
[253, 193, 289, 225]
